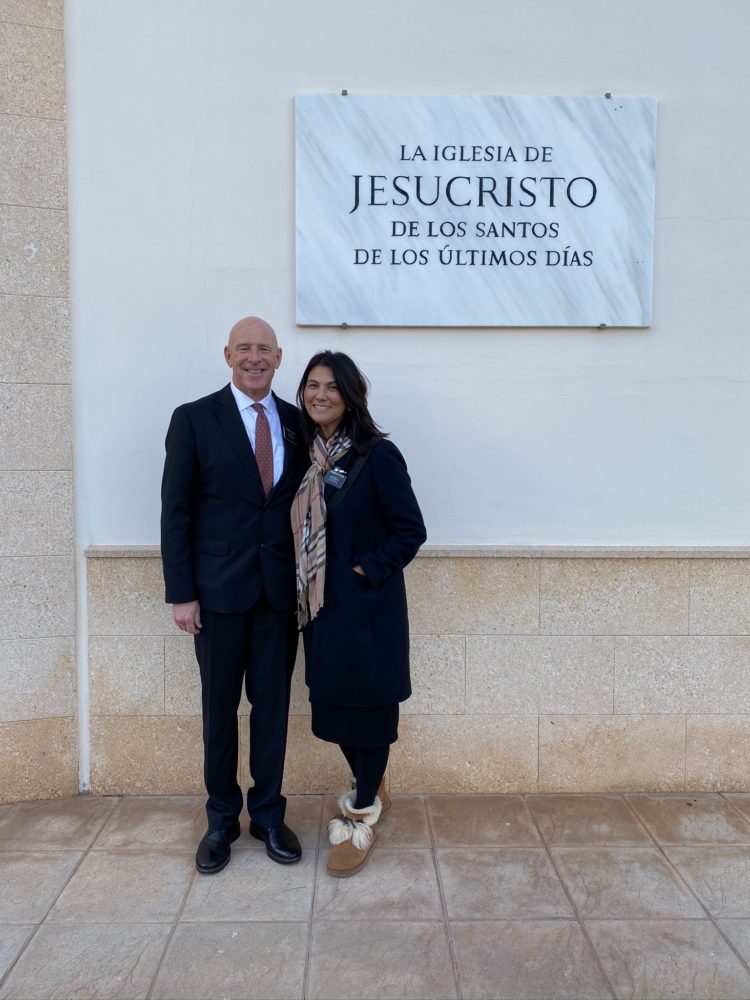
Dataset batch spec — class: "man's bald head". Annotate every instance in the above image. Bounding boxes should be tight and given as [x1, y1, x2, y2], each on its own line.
[227, 316, 279, 352]
[224, 316, 282, 401]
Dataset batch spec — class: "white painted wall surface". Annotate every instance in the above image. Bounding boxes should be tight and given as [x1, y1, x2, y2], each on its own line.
[67, 0, 750, 546]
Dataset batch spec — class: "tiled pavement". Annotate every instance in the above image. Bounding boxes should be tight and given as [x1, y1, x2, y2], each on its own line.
[4, 794, 750, 998]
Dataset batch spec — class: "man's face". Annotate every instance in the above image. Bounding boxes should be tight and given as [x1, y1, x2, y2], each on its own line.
[224, 318, 282, 401]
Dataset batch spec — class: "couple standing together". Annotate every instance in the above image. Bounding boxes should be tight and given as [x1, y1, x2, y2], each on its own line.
[161, 316, 426, 879]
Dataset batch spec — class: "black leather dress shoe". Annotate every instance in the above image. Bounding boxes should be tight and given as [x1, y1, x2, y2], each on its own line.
[249, 821, 302, 864]
[195, 820, 241, 874]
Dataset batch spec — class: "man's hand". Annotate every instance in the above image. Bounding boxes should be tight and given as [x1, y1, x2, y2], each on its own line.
[173, 600, 202, 634]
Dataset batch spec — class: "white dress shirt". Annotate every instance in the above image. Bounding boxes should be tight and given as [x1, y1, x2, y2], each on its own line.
[229, 382, 285, 487]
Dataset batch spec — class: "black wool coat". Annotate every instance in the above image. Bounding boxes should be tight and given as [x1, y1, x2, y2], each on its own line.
[302, 438, 427, 707]
[161, 384, 305, 614]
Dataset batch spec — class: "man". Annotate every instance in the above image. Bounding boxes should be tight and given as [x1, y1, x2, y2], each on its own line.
[161, 316, 305, 873]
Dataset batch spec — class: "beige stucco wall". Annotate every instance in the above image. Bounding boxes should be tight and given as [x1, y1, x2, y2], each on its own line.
[0, 0, 77, 802]
[86, 549, 750, 796]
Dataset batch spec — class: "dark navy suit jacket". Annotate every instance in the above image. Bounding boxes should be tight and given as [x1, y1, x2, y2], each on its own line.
[160, 384, 305, 614]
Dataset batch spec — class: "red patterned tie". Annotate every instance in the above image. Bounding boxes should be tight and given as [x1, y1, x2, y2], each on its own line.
[252, 403, 274, 496]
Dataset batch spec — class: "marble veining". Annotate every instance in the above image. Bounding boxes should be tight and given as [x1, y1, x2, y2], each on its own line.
[295, 93, 656, 327]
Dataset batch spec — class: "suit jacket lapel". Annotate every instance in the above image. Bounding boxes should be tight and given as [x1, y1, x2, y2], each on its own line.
[213, 384, 265, 496]
[273, 394, 299, 491]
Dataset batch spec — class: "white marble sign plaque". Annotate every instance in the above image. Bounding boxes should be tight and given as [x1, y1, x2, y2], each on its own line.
[295, 93, 656, 327]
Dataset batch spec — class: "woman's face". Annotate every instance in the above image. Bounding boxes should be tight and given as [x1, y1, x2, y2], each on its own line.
[303, 365, 347, 440]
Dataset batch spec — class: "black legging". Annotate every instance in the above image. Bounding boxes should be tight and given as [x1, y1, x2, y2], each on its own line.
[339, 744, 390, 809]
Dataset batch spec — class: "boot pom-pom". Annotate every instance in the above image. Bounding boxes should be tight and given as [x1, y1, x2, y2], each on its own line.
[350, 820, 374, 851]
[328, 817, 353, 845]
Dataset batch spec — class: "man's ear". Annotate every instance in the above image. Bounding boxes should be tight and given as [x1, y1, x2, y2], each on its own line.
[224, 346, 232, 367]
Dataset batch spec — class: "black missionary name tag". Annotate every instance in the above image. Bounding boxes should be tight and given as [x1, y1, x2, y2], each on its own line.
[324, 466, 347, 489]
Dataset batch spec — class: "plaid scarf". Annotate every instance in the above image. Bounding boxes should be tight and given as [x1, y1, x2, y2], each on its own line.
[291, 428, 353, 627]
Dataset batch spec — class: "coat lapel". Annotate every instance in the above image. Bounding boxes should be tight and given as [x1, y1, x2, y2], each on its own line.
[213, 384, 265, 496]
[272, 394, 300, 492]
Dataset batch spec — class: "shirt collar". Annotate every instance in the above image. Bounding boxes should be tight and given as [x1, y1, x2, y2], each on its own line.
[229, 382, 274, 413]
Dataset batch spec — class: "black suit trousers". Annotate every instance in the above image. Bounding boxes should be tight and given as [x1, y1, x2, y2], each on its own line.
[194, 595, 298, 830]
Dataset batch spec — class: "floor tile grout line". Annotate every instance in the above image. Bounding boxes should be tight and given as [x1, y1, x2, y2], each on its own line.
[145, 860, 199, 999]
[86, 847, 198, 856]
[301, 797, 323, 1000]
[0, 799, 121, 847]
[0, 808, 112, 992]
[0, 923, 39, 993]
[525, 799, 617, 1000]
[4, 914, 733, 926]
[405, 914, 717, 923]
[175, 916, 450, 924]
[620, 793, 750, 982]
[662, 866, 750, 982]
[424, 795, 464, 1000]
[718, 793, 750, 832]
[87, 795, 125, 850]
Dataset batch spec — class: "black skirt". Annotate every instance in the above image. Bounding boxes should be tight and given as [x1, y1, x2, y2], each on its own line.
[311, 702, 399, 747]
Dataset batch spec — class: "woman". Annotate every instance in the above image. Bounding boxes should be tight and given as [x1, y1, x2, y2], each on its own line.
[291, 351, 426, 877]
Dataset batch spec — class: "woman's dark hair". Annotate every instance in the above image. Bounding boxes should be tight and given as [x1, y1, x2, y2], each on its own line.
[296, 351, 387, 453]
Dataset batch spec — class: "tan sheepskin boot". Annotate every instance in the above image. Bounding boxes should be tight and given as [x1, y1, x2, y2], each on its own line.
[327, 792, 382, 877]
[376, 777, 391, 813]
[350, 775, 391, 814]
